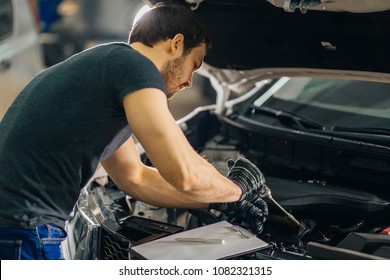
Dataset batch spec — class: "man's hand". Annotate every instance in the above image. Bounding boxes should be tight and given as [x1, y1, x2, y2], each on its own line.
[208, 158, 268, 234]
[209, 195, 268, 234]
[227, 158, 266, 201]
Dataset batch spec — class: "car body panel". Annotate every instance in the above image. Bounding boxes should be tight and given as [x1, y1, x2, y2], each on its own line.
[147, 0, 390, 73]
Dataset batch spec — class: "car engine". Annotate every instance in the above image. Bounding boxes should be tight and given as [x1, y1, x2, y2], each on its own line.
[63, 111, 390, 260]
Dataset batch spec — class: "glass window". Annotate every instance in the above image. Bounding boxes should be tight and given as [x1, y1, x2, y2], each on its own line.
[0, 0, 13, 41]
[270, 77, 390, 118]
[253, 76, 390, 130]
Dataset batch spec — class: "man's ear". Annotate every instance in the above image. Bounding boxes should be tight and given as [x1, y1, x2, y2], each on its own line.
[171, 33, 184, 58]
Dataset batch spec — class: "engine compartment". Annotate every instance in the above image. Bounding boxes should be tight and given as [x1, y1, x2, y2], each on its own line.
[65, 175, 390, 260]
[64, 110, 390, 260]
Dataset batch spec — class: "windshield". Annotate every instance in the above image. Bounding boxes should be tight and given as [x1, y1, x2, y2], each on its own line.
[253, 77, 390, 130]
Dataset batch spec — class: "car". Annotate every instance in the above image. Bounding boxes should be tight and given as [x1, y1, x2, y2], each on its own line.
[62, 0, 390, 260]
[0, 0, 45, 120]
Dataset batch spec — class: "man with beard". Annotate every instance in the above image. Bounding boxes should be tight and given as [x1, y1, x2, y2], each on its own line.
[0, 3, 268, 259]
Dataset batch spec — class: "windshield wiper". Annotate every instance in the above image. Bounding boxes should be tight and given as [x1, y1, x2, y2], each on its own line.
[332, 126, 390, 136]
[251, 106, 325, 131]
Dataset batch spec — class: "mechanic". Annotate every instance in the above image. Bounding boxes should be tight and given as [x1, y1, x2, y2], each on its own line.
[0, 3, 267, 260]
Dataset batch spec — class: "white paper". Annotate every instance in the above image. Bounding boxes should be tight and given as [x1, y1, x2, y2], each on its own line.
[130, 221, 268, 260]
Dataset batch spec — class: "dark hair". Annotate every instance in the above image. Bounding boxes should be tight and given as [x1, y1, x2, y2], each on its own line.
[129, 3, 211, 55]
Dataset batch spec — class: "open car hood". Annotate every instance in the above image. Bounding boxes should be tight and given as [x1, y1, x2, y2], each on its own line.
[147, 0, 390, 79]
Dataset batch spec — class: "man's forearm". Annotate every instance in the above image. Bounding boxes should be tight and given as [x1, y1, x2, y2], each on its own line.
[114, 165, 209, 209]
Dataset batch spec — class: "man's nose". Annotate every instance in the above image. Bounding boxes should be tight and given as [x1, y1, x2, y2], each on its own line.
[186, 79, 193, 88]
[185, 74, 194, 88]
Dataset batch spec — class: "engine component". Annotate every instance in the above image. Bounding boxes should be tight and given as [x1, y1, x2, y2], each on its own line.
[259, 184, 301, 228]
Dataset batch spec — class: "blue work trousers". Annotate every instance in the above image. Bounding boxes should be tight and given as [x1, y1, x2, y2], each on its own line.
[0, 223, 67, 260]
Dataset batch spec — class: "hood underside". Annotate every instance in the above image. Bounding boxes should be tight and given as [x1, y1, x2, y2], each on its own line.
[148, 0, 390, 74]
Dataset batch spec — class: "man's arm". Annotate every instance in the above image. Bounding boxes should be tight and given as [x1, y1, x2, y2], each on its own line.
[101, 137, 208, 208]
[107, 88, 242, 204]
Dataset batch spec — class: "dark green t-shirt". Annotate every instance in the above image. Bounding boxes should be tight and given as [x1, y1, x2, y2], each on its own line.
[0, 42, 166, 228]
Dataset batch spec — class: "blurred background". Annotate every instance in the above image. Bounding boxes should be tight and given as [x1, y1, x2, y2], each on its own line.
[37, 0, 214, 119]
[0, 0, 215, 120]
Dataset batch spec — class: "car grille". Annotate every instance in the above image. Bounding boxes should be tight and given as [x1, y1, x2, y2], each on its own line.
[99, 227, 130, 260]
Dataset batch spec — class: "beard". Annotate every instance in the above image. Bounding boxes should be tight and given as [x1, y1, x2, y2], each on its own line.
[161, 56, 185, 99]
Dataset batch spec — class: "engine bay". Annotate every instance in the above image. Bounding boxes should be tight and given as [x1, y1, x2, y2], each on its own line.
[64, 173, 390, 260]
[64, 111, 390, 260]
